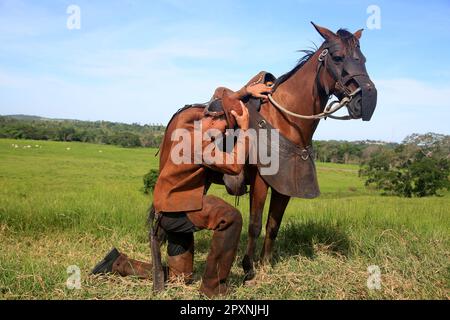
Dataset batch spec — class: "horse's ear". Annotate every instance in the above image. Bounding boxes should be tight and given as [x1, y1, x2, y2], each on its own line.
[354, 29, 364, 40]
[311, 22, 337, 41]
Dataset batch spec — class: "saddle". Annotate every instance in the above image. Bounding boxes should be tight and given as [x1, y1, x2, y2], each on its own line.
[204, 93, 243, 130]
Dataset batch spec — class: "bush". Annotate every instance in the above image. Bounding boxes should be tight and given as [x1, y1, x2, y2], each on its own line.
[110, 132, 142, 148]
[360, 147, 450, 197]
[143, 169, 159, 194]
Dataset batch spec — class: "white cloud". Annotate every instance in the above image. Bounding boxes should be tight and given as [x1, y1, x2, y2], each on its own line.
[63, 36, 241, 79]
[375, 78, 450, 110]
[313, 78, 450, 142]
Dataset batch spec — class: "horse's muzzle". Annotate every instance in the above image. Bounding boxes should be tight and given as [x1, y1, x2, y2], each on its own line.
[347, 75, 377, 121]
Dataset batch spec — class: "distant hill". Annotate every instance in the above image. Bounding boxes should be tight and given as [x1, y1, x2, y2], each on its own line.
[2, 114, 50, 121]
[2, 114, 128, 123]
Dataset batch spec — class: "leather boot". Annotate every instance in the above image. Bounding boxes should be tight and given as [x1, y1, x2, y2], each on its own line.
[91, 248, 121, 275]
[111, 253, 152, 279]
[199, 210, 242, 298]
[167, 242, 194, 284]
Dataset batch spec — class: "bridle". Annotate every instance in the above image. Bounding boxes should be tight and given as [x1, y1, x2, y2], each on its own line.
[268, 86, 361, 121]
[267, 48, 362, 121]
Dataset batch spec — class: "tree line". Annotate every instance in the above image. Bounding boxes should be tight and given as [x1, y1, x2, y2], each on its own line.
[312, 140, 399, 164]
[1, 116, 449, 163]
[0, 115, 165, 148]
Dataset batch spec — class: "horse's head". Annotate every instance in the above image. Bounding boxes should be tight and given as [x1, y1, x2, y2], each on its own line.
[312, 22, 377, 121]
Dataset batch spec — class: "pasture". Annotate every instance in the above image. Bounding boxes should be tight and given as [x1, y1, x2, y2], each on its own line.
[0, 138, 448, 300]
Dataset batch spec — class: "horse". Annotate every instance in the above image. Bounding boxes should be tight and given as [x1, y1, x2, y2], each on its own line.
[213, 22, 378, 283]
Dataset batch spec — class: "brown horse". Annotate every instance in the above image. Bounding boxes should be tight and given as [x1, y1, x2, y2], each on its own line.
[219, 23, 378, 282]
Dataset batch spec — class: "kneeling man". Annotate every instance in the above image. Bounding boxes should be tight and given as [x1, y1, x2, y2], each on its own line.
[92, 76, 272, 297]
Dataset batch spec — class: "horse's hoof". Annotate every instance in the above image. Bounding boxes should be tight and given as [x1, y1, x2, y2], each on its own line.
[243, 269, 255, 283]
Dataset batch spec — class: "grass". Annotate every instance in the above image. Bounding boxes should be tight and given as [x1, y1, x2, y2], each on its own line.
[0, 138, 449, 300]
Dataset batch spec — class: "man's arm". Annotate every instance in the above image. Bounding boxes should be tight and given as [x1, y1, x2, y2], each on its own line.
[203, 131, 249, 175]
[202, 104, 250, 175]
[211, 72, 273, 101]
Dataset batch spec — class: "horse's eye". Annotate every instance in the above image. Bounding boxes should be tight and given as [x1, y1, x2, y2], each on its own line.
[332, 56, 344, 63]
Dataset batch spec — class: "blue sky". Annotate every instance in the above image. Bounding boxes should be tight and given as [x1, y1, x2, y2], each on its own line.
[0, 0, 449, 142]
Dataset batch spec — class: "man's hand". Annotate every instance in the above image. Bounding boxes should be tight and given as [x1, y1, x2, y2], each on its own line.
[246, 83, 273, 100]
[231, 102, 249, 131]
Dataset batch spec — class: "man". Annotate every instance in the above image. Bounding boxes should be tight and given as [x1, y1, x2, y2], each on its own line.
[92, 73, 273, 297]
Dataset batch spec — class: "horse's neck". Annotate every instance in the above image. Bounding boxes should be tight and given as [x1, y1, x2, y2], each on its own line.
[262, 53, 328, 146]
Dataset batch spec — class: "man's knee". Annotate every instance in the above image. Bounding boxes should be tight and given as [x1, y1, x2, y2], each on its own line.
[167, 232, 194, 257]
[233, 209, 243, 227]
[224, 208, 243, 229]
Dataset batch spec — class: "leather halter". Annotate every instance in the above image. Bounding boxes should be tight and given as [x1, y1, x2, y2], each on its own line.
[267, 48, 362, 121]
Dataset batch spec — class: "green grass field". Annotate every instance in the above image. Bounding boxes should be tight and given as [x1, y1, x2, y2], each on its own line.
[0, 138, 448, 300]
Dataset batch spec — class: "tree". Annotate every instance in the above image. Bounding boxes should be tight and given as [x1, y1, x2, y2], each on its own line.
[409, 152, 450, 197]
[110, 132, 142, 148]
[360, 146, 450, 197]
[58, 127, 76, 141]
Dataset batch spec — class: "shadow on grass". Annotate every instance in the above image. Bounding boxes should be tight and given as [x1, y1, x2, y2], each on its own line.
[187, 221, 351, 287]
[193, 220, 351, 261]
[274, 221, 351, 259]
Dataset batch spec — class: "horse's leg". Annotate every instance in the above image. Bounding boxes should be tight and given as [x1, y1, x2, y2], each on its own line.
[260, 190, 290, 264]
[242, 170, 268, 282]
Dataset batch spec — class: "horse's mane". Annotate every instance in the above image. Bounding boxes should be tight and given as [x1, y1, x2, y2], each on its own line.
[273, 49, 316, 89]
[273, 29, 356, 89]
[336, 28, 358, 46]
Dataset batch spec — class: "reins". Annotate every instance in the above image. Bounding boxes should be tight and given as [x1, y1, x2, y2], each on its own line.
[267, 48, 361, 121]
[267, 87, 361, 121]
